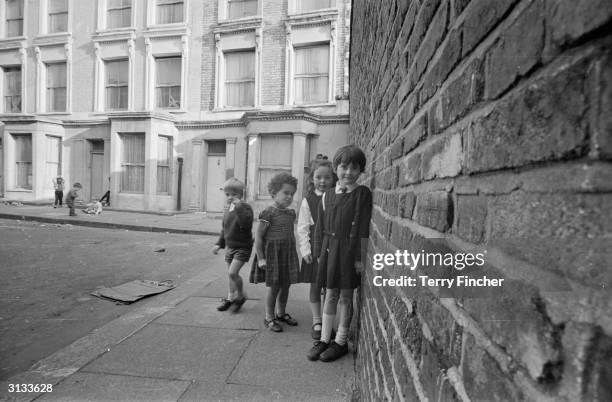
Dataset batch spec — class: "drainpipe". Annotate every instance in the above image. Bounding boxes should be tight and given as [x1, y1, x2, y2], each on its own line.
[176, 157, 183, 211]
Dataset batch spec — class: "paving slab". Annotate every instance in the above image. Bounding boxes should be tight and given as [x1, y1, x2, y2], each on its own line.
[155, 297, 262, 330]
[82, 324, 254, 381]
[179, 381, 348, 402]
[37, 372, 191, 402]
[228, 331, 353, 395]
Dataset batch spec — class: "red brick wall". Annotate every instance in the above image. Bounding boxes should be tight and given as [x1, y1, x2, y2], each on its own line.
[350, 0, 612, 400]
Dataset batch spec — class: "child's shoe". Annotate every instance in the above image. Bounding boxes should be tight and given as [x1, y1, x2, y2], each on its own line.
[311, 323, 322, 340]
[307, 340, 329, 361]
[264, 318, 282, 332]
[217, 298, 233, 311]
[275, 313, 298, 326]
[230, 296, 247, 313]
[319, 341, 348, 362]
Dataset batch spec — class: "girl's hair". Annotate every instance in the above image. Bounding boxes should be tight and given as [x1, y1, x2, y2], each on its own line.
[305, 158, 336, 194]
[268, 172, 298, 196]
[222, 177, 245, 197]
[332, 144, 367, 172]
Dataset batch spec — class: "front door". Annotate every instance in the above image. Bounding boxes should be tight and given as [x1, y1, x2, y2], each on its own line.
[206, 155, 226, 212]
[90, 152, 104, 201]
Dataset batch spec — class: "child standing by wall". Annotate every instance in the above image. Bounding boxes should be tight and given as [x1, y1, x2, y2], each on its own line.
[297, 158, 336, 340]
[213, 178, 253, 313]
[65, 182, 82, 216]
[307, 145, 373, 362]
[53, 176, 64, 208]
[249, 172, 300, 332]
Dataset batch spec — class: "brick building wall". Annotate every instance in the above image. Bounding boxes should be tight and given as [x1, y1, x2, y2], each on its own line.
[350, 0, 611, 400]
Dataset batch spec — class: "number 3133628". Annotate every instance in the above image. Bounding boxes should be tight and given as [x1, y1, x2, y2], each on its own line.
[8, 384, 53, 393]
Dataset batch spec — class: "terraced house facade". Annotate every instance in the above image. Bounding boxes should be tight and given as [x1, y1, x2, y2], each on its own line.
[0, 0, 350, 212]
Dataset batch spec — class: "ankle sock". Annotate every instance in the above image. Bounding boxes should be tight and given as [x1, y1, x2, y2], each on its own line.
[320, 314, 334, 343]
[335, 326, 349, 346]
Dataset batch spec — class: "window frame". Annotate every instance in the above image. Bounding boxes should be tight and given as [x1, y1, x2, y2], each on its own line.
[223, 49, 255, 108]
[156, 135, 172, 195]
[47, 0, 69, 34]
[155, 0, 184, 25]
[106, 0, 132, 29]
[13, 133, 32, 190]
[4, 0, 24, 38]
[154, 56, 182, 110]
[2, 65, 21, 113]
[104, 58, 129, 111]
[257, 134, 293, 198]
[45, 61, 67, 113]
[292, 43, 330, 106]
[120, 133, 145, 193]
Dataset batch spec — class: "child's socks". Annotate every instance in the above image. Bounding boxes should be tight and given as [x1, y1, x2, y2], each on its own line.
[335, 326, 349, 346]
[320, 313, 335, 343]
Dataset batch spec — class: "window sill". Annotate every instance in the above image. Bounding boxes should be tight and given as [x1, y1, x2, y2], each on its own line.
[7, 189, 33, 193]
[37, 112, 71, 116]
[291, 102, 336, 108]
[118, 191, 144, 195]
[33, 32, 72, 47]
[156, 108, 186, 114]
[213, 106, 258, 113]
[144, 24, 189, 38]
[93, 29, 136, 42]
[0, 36, 26, 48]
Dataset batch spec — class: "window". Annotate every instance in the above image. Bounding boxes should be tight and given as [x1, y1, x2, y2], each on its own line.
[107, 0, 131, 29]
[294, 44, 329, 104]
[296, 0, 330, 13]
[227, 0, 257, 19]
[105, 59, 128, 110]
[155, 57, 181, 108]
[48, 0, 68, 33]
[46, 62, 66, 112]
[157, 136, 172, 194]
[224, 51, 254, 107]
[14, 134, 31, 189]
[258, 135, 292, 196]
[120, 133, 145, 192]
[45, 135, 61, 187]
[5, 0, 23, 37]
[156, 0, 183, 24]
[3, 66, 21, 113]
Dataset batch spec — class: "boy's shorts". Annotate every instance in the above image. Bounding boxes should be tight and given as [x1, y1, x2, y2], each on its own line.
[225, 247, 252, 263]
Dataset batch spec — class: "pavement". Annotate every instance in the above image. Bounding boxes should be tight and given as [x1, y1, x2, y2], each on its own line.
[0, 202, 355, 401]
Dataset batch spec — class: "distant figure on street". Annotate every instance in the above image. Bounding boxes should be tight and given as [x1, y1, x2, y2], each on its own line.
[65, 182, 82, 217]
[212, 178, 253, 313]
[52, 176, 65, 208]
[99, 177, 111, 206]
[249, 172, 300, 332]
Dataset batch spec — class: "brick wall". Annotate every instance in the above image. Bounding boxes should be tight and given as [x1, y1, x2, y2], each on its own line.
[350, 0, 612, 400]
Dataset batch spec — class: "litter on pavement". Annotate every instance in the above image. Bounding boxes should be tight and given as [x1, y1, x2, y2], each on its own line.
[91, 280, 175, 303]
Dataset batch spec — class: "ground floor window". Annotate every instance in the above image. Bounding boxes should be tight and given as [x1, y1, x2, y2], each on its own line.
[157, 135, 172, 194]
[120, 133, 145, 193]
[13, 134, 32, 189]
[45, 135, 61, 188]
[258, 134, 292, 197]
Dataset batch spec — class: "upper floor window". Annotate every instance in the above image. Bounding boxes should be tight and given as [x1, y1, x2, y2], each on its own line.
[3, 66, 21, 112]
[296, 0, 330, 13]
[107, 0, 131, 29]
[224, 50, 254, 107]
[48, 0, 68, 33]
[294, 44, 328, 105]
[155, 56, 181, 108]
[46, 62, 67, 112]
[105, 59, 128, 110]
[156, 0, 183, 24]
[227, 0, 257, 19]
[5, 0, 23, 37]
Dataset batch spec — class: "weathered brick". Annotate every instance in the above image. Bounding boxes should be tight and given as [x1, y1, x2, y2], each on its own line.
[488, 191, 612, 288]
[403, 114, 428, 153]
[451, 0, 471, 21]
[414, 191, 453, 232]
[399, 191, 417, 219]
[399, 94, 418, 128]
[546, 0, 612, 52]
[418, 292, 462, 367]
[454, 194, 487, 243]
[399, 153, 422, 186]
[420, 340, 444, 401]
[461, 0, 518, 56]
[412, 1, 449, 81]
[392, 338, 419, 401]
[588, 52, 612, 159]
[420, 26, 463, 103]
[485, 0, 545, 99]
[461, 333, 525, 401]
[390, 137, 403, 161]
[441, 57, 483, 127]
[405, 0, 442, 77]
[466, 56, 590, 173]
[421, 132, 463, 180]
